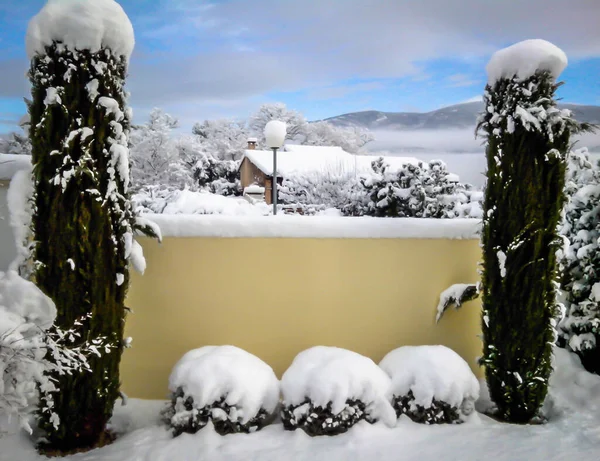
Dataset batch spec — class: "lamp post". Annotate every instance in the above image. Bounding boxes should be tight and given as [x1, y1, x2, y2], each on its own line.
[264, 120, 287, 215]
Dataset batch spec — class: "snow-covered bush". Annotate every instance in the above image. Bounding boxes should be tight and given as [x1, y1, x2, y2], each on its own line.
[379, 346, 479, 424]
[133, 188, 270, 216]
[279, 163, 362, 211]
[342, 158, 479, 218]
[192, 153, 241, 197]
[0, 272, 112, 434]
[558, 148, 600, 374]
[280, 346, 396, 436]
[164, 346, 279, 437]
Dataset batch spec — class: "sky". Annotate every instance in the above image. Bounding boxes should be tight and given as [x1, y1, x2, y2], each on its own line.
[0, 0, 599, 134]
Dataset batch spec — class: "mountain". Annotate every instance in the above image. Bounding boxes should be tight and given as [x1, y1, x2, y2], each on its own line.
[324, 102, 600, 131]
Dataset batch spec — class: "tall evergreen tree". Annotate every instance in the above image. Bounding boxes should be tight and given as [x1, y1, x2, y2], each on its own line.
[27, 0, 156, 452]
[478, 41, 587, 423]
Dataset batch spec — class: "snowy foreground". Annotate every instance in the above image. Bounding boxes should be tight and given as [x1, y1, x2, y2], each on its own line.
[1, 348, 599, 461]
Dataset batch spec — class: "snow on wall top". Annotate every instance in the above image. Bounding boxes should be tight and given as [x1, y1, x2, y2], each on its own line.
[141, 214, 481, 239]
[243, 144, 422, 178]
[0, 154, 32, 181]
[26, 0, 135, 62]
[486, 39, 567, 85]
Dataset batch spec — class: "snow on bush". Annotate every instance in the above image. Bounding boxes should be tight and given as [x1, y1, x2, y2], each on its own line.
[280, 346, 396, 436]
[279, 163, 363, 212]
[379, 345, 479, 424]
[26, 0, 134, 63]
[0, 271, 112, 434]
[164, 346, 279, 437]
[558, 148, 600, 374]
[342, 157, 481, 218]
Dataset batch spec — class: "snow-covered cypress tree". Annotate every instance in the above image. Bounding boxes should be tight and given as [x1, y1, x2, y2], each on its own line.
[26, 0, 157, 452]
[477, 40, 588, 423]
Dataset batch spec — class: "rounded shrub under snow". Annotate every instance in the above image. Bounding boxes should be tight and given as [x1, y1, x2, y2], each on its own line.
[164, 346, 279, 436]
[379, 345, 479, 424]
[280, 346, 396, 436]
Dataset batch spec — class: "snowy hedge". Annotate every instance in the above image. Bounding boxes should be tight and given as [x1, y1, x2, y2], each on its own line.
[164, 346, 279, 437]
[280, 346, 396, 436]
[379, 346, 479, 424]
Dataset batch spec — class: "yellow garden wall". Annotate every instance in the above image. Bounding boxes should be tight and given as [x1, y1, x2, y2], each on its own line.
[121, 234, 483, 399]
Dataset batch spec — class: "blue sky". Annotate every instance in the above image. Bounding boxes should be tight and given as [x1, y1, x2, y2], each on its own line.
[1, 0, 599, 134]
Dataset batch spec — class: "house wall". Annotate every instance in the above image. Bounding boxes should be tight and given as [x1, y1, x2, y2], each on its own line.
[240, 158, 267, 191]
[0, 181, 17, 271]
[121, 236, 483, 399]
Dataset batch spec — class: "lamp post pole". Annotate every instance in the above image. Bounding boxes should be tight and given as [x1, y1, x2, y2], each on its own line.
[272, 147, 278, 215]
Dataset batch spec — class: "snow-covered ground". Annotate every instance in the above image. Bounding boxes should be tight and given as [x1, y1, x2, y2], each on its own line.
[1, 348, 599, 461]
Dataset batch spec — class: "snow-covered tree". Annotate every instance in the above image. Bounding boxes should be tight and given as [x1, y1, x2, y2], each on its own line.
[249, 103, 373, 153]
[477, 40, 588, 423]
[558, 148, 600, 374]
[0, 131, 32, 156]
[342, 158, 475, 218]
[303, 121, 373, 154]
[249, 103, 308, 146]
[192, 119, 249, 161]
[130, 108, 187, 189]
[26, 0, 157, 452]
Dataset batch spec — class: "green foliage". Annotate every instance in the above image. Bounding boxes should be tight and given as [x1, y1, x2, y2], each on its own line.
[29, 43, 135, 452]
[477, 71, 583, 423]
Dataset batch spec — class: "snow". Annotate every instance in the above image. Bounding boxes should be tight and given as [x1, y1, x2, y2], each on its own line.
[26, 0, 135, 62]
[2, 347, 600, 460]
[243, 145, 422, 178]
[244, 185, 265, 194]
[436, 283, 479, 322]
[6, 167, 34, 274]
[140, 214, 481, 239]
[99, 97, 125, 122]
[43, 87, 61, 107]
[379, 346, 479, 411]
[281, 346, 396, 427]
[0, 154, 31, 181]
[137, 190, 271, 217]
[497, 250, 507, 277]
[264, 121, 287, 149]
[169, 346, 279, 424]
[486, 39, 568, 85]
[0, 271, 56, 332]
[128, 240, 146, 275]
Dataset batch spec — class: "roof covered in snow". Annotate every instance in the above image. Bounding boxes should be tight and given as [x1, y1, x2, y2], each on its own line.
[242, 145, 423, 178]
[26, 0, 135, 62]
[486, 39, 568, 85]
[0, 154, 32, 181]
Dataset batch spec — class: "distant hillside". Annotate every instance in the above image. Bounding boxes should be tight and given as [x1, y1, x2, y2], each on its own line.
[324, 102, 600, 131]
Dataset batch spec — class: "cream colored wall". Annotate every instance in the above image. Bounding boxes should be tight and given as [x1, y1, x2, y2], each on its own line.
[121, 237, 483, 399]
